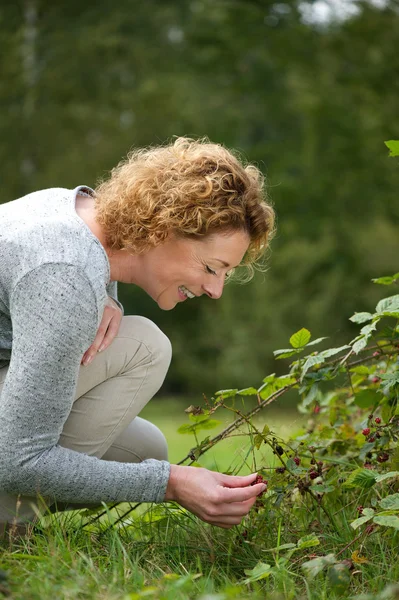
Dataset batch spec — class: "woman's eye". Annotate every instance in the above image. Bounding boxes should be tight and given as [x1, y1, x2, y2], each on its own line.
[205, 265, 217, 275]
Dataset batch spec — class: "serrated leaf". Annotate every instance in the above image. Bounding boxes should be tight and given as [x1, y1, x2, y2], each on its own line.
[214, 389, 238, 398]
[372, 272, 399, 285]
[318, 345, 350, 359]
[354, 389, 383, 409]
[273, 348, 301, 359]
[344, 468, 376, 489]
[385, 140, 399, 157]
[290, 328, 311, 349]
[301, 554, 336, 579]
[352, 336, 368, 354]
[237, 387, 258, 396]
[301, 355, 325, 381]
[376, 294, 399, 314]
[375, 471, 399, 483]
[242, 562, 272, 583]
[286, 458, 303, 474]
[360, 321, 379, 336]
[177, 418, 221, 434]
[350, 509, 375, 530]
[350, 312, 374, 324]
[306, 337, 328, 347]
[379, 493, 399, 510]
[297, 534, 320, 550]
[312, 483, 335, 494]
[373, 515, 399, 529]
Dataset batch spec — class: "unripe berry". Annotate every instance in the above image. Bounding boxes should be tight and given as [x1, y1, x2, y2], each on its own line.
[317, 460, 323, 466]
[364, 462, 373, 469]
[362, 428, 371, 436]
[373, 351, 380, 358]
[275, 445, 284, 456]
[375, 417, 381, 424]
[293, 457, 301, 466]
[357, 506, 364, 514]
[310, 458, 316, 465]
[309, 446, 316, 453]
[368, 436, 376, 443]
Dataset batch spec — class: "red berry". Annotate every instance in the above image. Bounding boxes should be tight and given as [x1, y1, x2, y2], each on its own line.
[375, 417, 381, 424]
[309, 471, 318, 480]
[314, 404, 320, 414]
[373, 351, 380, 358]
[368, 436, 376, 443]
[357, 506, 364, 514]
[251, 475, 268, 496]
[362, 428, 371, 436]
[364, 462, 373, 469]
[293, 457, 301, 466]
[377, 453, 389, 463]
[371, 376, 380, 384]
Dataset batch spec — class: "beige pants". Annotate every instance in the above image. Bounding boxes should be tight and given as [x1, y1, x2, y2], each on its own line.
[0, 315, 172, 527]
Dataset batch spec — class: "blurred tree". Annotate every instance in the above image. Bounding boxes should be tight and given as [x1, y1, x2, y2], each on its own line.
[1, 0, 398, 395]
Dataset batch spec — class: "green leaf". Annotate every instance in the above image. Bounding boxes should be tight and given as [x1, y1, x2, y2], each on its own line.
[376, 294, 399, 314]
[237, 387, 258, 396]
[352, 336, 368, 354]
[301, 354, 325, 381]
[351, 508, 375, 530]
[262, 424, 270, 436]
[242, 562, 272, 583]
[177, 418, 221, 434]
[354, 389, 383, 409]
[214, 389, 238, 398]
[379, 493, 399, 510]
[373, 515, 399, 529]
[312, 483, 335, 494]
[375, 471, 399, 483]
[372, 273, 399, 285]
[318, 345, 350, 359]
[306, 337, 328, 347]
[273, 348, 302, 359]
[344, 468, 376, 489]
[360, 321, 379, 336]
[385, 140, 399, 157]
[350, 312, 374, 324]
[301, 554, 336, 579]
[254, 434, 263, 450]
[290, 328, 311, 348]
[286, 458, 303, 475]
[327, 563, 351, 595]
[297, 534, 320, 550]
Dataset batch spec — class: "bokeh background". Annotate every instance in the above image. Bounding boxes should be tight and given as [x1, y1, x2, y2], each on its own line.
[1, 0, 399, 402]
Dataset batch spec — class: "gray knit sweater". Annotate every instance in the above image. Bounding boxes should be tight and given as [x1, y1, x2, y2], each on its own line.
[0, 186, 170, 504]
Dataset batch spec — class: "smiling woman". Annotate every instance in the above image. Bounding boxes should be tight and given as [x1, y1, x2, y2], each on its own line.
[0, 136, 275, 534]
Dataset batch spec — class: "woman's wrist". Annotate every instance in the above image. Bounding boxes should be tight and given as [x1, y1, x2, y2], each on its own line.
[164, 464, 189, 502]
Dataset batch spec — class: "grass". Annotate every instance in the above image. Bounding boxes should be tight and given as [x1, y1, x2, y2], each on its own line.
[1, 398, 399, 599]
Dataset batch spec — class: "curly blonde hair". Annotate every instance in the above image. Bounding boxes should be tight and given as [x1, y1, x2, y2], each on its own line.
[94, 137, 275, 279]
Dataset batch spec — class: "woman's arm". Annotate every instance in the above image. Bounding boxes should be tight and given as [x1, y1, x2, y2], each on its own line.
[0, 263, 170, 504]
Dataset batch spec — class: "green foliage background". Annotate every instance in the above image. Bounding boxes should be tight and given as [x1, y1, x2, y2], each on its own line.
[1, 0, 399, 395]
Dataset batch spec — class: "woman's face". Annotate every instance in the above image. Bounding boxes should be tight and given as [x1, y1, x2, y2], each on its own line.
[125, 229, 250, 310]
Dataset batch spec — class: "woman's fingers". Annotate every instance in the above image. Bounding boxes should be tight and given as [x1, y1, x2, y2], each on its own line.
[81, 296, 123, 365]
[222, 481, 266, 503]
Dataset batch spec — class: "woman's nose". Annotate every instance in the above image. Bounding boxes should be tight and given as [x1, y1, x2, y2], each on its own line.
[203, 277, 225, 299]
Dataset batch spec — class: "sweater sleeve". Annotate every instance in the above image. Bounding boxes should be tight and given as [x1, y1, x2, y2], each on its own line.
[0, 263, 170, 504]
[106, 280, 124, 315]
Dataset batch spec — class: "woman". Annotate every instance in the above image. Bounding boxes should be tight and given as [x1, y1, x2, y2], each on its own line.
[0, 137, 275, 533]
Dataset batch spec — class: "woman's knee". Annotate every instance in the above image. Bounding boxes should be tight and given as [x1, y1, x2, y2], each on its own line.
[102, 417, 168, 463]
[121, 316, 172, 373]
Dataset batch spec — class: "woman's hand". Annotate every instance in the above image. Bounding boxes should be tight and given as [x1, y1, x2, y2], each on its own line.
[81, 296, 123, 366]
[164, 465, 266, 528]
